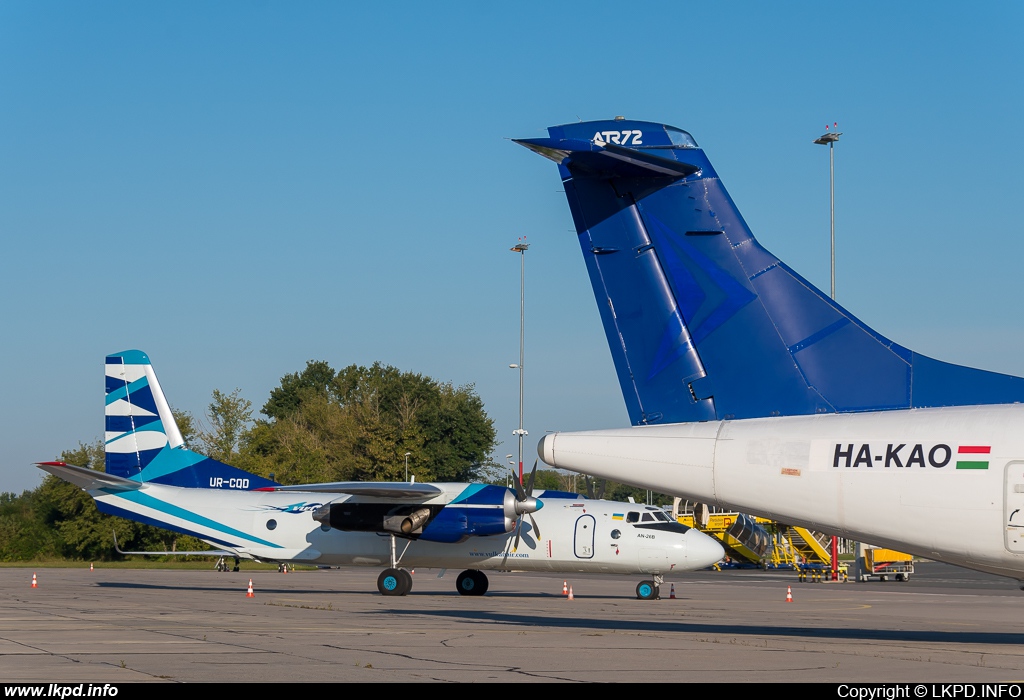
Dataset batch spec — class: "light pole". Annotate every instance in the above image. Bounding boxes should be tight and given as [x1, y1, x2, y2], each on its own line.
[510, 238, 529, 482]
[814, 123, 842, 579]
[404, 452, 411, 482]
[814, 124, 841, 300]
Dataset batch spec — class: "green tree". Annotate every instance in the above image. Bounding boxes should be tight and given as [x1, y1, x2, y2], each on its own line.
[262, 360, 337, 420]
[243, 360, 495, 484]
[197, 388, 253, 463]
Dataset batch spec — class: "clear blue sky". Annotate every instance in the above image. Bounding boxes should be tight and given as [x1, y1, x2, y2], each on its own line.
[2, 1, 1022, 492]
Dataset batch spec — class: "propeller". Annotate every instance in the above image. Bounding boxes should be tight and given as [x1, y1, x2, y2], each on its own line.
[510, 459, 542, 551]
[584, 475, 607, 500]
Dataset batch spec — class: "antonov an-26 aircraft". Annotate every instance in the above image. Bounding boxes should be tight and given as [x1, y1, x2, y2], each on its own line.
[37, 350, 723, 598]
[517, 118, 1024, 585]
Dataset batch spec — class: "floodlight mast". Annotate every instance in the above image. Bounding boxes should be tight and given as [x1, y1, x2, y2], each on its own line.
[814, 124, 842, 579]
[813, 127, 841, 300]
[510, 239, 529, 482]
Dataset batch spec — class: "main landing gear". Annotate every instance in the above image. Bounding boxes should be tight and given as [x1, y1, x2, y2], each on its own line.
[377, 568, 413, 596]
[455, 569, 489, 596]
[377, 534, 414, 596]
[635, 573, 665, 600]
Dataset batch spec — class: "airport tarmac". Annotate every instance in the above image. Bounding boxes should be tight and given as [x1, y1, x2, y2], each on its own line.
[1, 562, 1022, 683]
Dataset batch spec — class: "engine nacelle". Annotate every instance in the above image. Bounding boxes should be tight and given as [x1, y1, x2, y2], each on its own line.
[312, 502, 443, 536]
[416, 508, 514, 543]
[383, 508, 432, 535]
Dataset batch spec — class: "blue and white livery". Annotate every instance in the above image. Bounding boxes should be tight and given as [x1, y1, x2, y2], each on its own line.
[40, 350, 723, 598]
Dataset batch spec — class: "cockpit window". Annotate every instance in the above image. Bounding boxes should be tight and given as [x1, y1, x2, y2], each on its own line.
[641, 513, 655, 522]
[626, 512, 640, 523]
[642, 506, 672, 522]
[666, 128, 698, 148]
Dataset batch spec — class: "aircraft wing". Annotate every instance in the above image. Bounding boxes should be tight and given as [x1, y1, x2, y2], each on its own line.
[36, 462, 143, 492]
[255, 481, 444, 499]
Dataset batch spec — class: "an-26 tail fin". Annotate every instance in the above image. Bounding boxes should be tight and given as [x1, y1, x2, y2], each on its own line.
[105, 350, 276, 489]
[517, 120, 1024, 424]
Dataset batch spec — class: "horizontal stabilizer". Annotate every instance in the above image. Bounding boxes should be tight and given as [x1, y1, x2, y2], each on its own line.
[513, 137, 699, 178]
[113, 530, 234, 557]
[254, 481, 443, 499]
[37, 462, 143, 492]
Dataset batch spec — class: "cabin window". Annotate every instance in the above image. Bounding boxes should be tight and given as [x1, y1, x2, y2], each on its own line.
[610, 529, 621, 540]
[626, 512, 640, 523]
[266, 519, 278, 531]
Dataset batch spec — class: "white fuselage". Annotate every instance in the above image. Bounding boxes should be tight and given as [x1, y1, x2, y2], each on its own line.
[540, 404, 1024, 581]
[92, 486, 723, 575]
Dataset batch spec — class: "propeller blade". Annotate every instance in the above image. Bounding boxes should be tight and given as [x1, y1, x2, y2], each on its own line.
[511, 469, 526, 501]
[525, 459, 538, 498]
[528, 513, 541, 540]
[512, 515, 524, 551]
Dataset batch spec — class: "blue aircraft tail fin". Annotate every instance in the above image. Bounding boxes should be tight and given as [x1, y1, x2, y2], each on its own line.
[517, 119, 1024, 424]
[105, 350, 277, 489]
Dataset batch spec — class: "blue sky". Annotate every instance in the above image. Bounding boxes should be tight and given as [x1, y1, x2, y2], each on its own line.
[2, 2, 1022, 492]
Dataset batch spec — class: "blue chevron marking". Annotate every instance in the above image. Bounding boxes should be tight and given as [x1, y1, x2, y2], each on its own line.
[127, 446, 205, 482]
[105, 415, 161, 433]
[111, 490, 282, 548]
[450, 483, 488, 504]
[106, 376, 149, 405]
[95, 500, 242, 548]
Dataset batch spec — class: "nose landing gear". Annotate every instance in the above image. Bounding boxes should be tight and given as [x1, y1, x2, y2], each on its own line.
[636, 574, 664, 600]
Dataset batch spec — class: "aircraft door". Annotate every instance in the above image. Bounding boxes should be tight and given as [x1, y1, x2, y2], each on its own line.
[574, 515, 595, 559]
[1004, 461, 1024, 553]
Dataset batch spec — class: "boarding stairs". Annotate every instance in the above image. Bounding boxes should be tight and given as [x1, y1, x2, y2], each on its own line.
[673, 500, 833, 568]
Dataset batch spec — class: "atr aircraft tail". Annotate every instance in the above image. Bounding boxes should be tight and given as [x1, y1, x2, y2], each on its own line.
[516, 120, 1024, 424]
[105, 350, 276, 489]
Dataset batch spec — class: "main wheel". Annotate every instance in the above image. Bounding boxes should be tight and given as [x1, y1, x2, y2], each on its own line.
[398, 568, 413, 594]
[377, 568, 409, 596]
[636, 580, 659, 600]
[456, 569, 488, 596]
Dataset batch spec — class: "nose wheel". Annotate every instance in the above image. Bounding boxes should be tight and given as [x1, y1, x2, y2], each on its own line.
[636, 574, 664, 600]
[377, 568, 413, 596]
[456, 569, 489, 596]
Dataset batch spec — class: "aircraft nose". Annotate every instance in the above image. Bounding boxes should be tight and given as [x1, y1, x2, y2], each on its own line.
[685, 529, 725, 568]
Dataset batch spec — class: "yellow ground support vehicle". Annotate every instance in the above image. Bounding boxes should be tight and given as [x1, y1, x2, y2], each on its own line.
[859, 547, 914, 582]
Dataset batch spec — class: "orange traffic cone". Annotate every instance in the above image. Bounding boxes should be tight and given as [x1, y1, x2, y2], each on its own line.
[31, 572, 37, 588]
[669, 583, 676, 599]
[567, 586, 574, 601]
[786, 585, 793, 602]
[246, 579, 255, 598]
[562, 580, 568, 596]
[90, 563, 94, 572]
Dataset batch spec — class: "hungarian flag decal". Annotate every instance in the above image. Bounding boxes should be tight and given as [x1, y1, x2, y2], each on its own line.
[956, 445, 990, 470]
